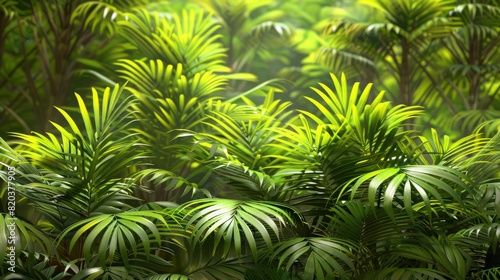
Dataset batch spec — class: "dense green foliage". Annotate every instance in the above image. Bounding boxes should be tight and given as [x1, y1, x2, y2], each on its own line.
[1, 0, 500, 279]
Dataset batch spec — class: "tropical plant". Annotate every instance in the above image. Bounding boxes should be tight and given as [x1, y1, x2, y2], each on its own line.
[2, 0, 500, 279]
[439, 0, 500, 134]
[0, 0, 152, 137]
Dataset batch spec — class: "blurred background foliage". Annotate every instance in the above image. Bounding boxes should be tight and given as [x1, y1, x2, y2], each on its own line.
[1, 0, 500, 279]
[1, 0, 498, 138]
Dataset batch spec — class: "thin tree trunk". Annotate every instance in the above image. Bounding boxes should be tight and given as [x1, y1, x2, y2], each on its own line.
[467, 36, 482, 110]
[0, 11, 7, 67]
[400, 40, 411, 106]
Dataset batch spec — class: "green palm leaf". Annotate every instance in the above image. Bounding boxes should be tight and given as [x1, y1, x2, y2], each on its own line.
[2, 84, 143, 229]
[326, 200, 443, 274]
[57, 210, 180, 267]
[268, 73, 421, 208]
[145, 275, 189, 280]
[244, 266, 298, 280]
[0, 214, 53, 263]
[71, 1, 128, 35]
[1, 253, 82, 279]
[393, 236, 475, 279]
[269, 237, 356, 279]
[302, 73, 422, 154]
[453, 110, 500, 134]
[67, 265, 146, 280]
[359, 268, 447, 280]
[119, 9, 228, 75]
[0, 0, 19, 18]
[245, 21, 292, 49]
[179, 198, 300, 259]
[471, 268, 500, 280]
[413, 128, 490, 167]
[345, 165, 470, 220]
[465, 132, 500, 187]
[188, 257, 247, 280]
[201, 90, 292, 169]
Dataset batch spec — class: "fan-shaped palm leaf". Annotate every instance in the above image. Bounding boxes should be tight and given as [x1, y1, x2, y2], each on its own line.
[471, 268, 500, 280]
[118, 9, 229, 76]
[393, 235, 476, 279]
[359, 268, 447, 280]
[453, 110, 500, 134]
[244, 266, 298, 280]
[2, 84, 141, 227]
[0, 214, 53, 263]
[201, 90, 292, 170]
[268, 237, 356, 279]
[71, 1, 134, 35]
[464, 132, 500, 187]
[411, 128, 490, 167]
[56, 209, 181, 267]
[269, 73, 421, 208]
[1, 253, 80, 279]
[179, 198, 300, 259]
[344, 165, 470, 220]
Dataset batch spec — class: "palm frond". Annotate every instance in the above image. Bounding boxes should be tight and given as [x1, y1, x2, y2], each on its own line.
[1, 252, 79, 279]
[192, 0, 248, 35]
[449, 3, 500, 29]
[69, 265, 145, 280]
[268, 237, 356, 279]
[413, 128, 491, 167]
[56, 209, 181, 267]
[360, 0, 453, 40]
[269, 73, 421, 207]
[146, 274, 189, 280]
[465, 132, 500, 186]
[201, 90, 292, 169]
[3, 84, 142, 225]
[453, 110, 500, 134]
[134, 168, 200, 198]
[344, 165, 470, 220]
[471, 268, 500, 280]
[0, 214, 54, 263]
[393, 235, 475, 279]
[187, 257, 247, 280]
[179, 198, 300, 259]
[119, 9, 229, 76]
[326, 200, 435, 273]
[313, 46, 375, 76]
[0, 0, 19, 18]
[71, 1, 126, 35]
[359, 268, 448, 280]
[244, 21, 292, 49]
[244, 266, 297, 280]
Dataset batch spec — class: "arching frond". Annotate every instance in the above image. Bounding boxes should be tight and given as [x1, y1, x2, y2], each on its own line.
[2, 84, 141, 227]
[449, 3, 500, 29]
[119, 9, 229, 76]
[359, 268, 447, 280]
[0, 0, 19, 18]
[471, 268, 500, 280]
[244, 266, 297, 280]
[268, 237, 356, 279]
[453, 110, 500, 134]
[179, 198, 300, 259]
[393, 236, 476, 279]
[56, 209, 181, 267]
[244, 21, 292, 49]
[413, 128, 490, 167]
[71, 1, 125, 35]
[344, 165, 470, 220]
[0, 214, 54, 262]
[268, 73, 422, 206]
